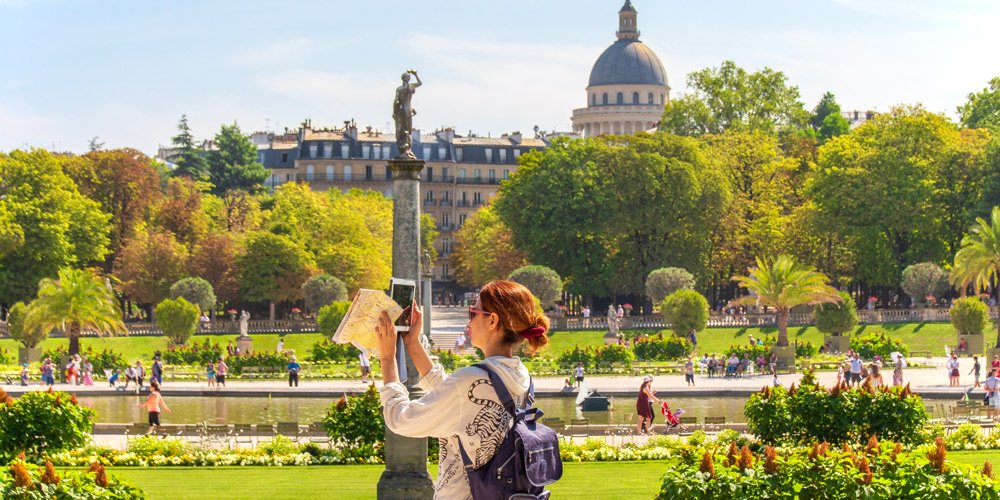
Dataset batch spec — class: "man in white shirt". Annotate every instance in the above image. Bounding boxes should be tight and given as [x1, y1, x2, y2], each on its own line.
[455, 331, 466, 353]
[582, 306, 591, 328]
[983, 369, 999, 421]
[849, 354, 863, 387]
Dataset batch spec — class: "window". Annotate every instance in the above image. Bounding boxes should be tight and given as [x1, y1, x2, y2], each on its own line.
[326, 142, 334, 158]
[488, 169, 496, 180]
[459, 214, 467, 227]
[473, 192, 482, 204]
[455, 147, 463, 162]
[373, 144, 381, 160]
[382, 145, 390, 159]
[344, 165, 352, 179]
[485, 148, 493, 163]
[309, 144, 318, 158]
[438, 146, 446, 159]
[660, 94, 665, 104]
[258, 152, 265, 163]
[425, 167, 433, 182]
[632, 92, 639, 104]
[281, 153, 288, 163]
[385, 166, 392, 180]
[306, 164, 314, 179]
[591, 94, 596, 106]
[648, 92, 654, 104]
[443, 264, 449, 279]
[503, 169, 510, 179]
[458, 168, 467, 180]
[442, 190, 450, 202]
[443, 213, 450, 226]
[602, 93, 608, 105]
[426, 190, 434, 201]
[513, 149, 521, 158]
[423, 146, 431, 160]
[362, 145, 371, 159]
[365, 165, 372, 180]
[474, 168, 482, 179]
[442, 167, 449, 179]
[499, 149, 507, 163]
[341, 144, 350, 158]
[326, 165, 334, 180]
[461, 191, 468, 202]
[616, 92, 624, 105]
[286, 174, 292, 181]
[443, 239, 451, 254]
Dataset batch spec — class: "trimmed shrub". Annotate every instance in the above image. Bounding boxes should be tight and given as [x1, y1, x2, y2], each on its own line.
[726, 343, 771, 360]
[850, 329, 908, 359]
[8, 301, 47, 348]
[815, 291, 858, 336]
[169, 277, 216, 311]
[508, 265, 562, 308]
[225, 352, 288, 375]
[302, 275, 348, 313]
[633, 336, 694, 361]
[794, 341, 818, 358]
[951, 296, 989, 336]
[557, 346, 596, 369]
[324, 384, 384, 459]
[593, 344, 634, 368]
[645, 267, 695, 305]
[155, 297, 200, 345]
[0, 389, 95, 460]
[162, 339, 223, 366]
[661, 289, 709, 337]
[317, 301, 350, 336]
[309, 339, 361, 363]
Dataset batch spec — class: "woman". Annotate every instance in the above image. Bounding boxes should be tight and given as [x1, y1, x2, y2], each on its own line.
[81, 358, 94, 386]
[376, 280, 548, 499]
[206, 361, 216, 388]
[893, 356, 904, 387]
[866, 364, 884, 387]
[636, 375, 661, 434]
[66, 355, 80, 385]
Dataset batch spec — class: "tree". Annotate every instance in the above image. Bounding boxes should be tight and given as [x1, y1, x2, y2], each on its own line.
[661, 289, 709, 337]
[189, 233, 239, 303]
[64, 148, 163, 272]
[169, 114, 209, 180]
[508, 265, 563, 309]
[453, 204, 528, 287]
[0, 150, 111, 303]
[317, 301, 350, 336]
[421, 213, 440, 270]
[316, 189, 392, 293]
[7, 302, 47, 349]
[169, 277, 216, 312]
[237, 231, 317, 316]
[22, 267, 124, 355]
[302, 274, 348, 313]
[206, 122, 269, 194]
[814, 291, 858, 336]
[733, 255, 840, 346]
[950, 206, 1000, 347]
[645, 267, 695, 305]
[809, 92, 850, 143]
[950, 297, 988, 337]
[155, 297, 200, 345]
[900, 262, 949, 307]
[958, 77, 1000, 130]
[114, 230, 189, 309]
[151, 177, 210, 248]
[660, 60, 809, 136]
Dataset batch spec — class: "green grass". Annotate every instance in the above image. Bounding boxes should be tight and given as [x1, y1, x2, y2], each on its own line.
[104, 451, 995, 500]
[107, 461, 669, 500]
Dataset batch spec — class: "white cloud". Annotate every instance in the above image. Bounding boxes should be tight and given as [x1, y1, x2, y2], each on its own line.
[0, 104, 52, 150]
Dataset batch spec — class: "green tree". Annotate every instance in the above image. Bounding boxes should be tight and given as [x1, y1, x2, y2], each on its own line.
[22, 267, 125, 355]
[508, 265, 563, 308]
[453, 204, 529, 287]
[421, 213, 440, 270]
[661, 289, 709, 337]
[317, 301, 350, 336]
[950, 297, 988, 337]
[302, 274, 348, 313]
[900, 262, 949, 307]
[733, 255, 840, 346]
[660, 60, 809, 136]
[814, 290, 858, 336]
[958, 76, 1000, 130]
[155, 297, 200, 345]
[316, 189, 392, 293]
[645, 267, 695, 305]
[151, 177, 211, 248]
[7, 301, 47, 349]
[206, 122, 269, 194]
[237, 231, 317, 316]
[809, 92, 850, 143]
[169, 277, 216, 312]
[0, 150, 111, 303]
[169, 114, 209, 180]
[950, 206, 1000, 347]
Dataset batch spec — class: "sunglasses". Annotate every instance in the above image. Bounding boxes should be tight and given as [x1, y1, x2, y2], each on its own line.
[469, 306, 491, 321]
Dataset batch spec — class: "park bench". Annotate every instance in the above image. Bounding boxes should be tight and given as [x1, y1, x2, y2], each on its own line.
[909, 350, 932, 359]
[702, 416, 726, 430]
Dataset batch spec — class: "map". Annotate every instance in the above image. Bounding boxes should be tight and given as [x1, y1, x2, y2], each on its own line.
[332, 289, 404, 356]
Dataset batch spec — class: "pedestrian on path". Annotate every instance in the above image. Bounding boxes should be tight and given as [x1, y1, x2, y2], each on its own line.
[684, 357, 695, 387]
[133, 361, 146, 391]
[359, 351, 371, 383]
[19, 364, 29, 386]
[287, 355, 301, 387]
[151, 355, 164, 386]
[984, 369, 999, 422]
[138, 381, 171, 435]
[40, 358, 55, 388]
[970, 356, 982, 388]
[82, 358, 94, 386]
[574, 363, 585, 389]
[947, 354, 960, 387]
[849, 354, 863, 387]
[215, 358, 228, 388]
[636, 375, 661, 434]
[206, 361, 215, 388]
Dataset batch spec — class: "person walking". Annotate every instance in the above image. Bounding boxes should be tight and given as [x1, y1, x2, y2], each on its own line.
[151, 355, 164, 386]
[215, 357, 228, 388]
[636, 375, 661, 434]
[970, 356, 982, 388]
[287, 355, 301, 387]
[849, 354, 863, 387]
[984, 369, 999, 422]
[66, 355, 80, 386]
[947, 354, 960, 387]
[574, 363, 585, 389]
[138, 381, 171, 435]
[81, 358, 94, 386]
[683, 357, 695, 387]
[40, 358, 55, 388]
[205, 361, 215, 388]
[276, 337, 285, 355]
[19, 364, 29, 386]
[374, 280, 551, 500]
[358, 350, 371, 384]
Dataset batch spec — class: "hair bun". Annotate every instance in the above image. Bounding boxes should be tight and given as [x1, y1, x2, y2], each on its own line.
[520, 326, 546, 339]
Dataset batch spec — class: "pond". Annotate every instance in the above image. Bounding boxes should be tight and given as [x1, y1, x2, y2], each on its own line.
[77, 395, 952, 426]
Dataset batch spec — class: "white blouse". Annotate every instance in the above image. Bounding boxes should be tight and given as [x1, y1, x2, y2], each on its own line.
[379, 356, 531, 500]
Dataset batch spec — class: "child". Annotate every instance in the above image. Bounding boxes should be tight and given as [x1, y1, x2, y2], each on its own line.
[109, 368, 121, 388]
[138, 381, 171, 435]
[574, 363, 585, 389]
[19, 364, 29, 386]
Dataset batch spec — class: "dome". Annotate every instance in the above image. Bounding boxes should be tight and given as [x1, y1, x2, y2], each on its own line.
[588, 39, 668, 87]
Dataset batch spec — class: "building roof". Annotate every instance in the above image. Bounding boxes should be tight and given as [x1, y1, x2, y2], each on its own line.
[588, 39, 667, 87]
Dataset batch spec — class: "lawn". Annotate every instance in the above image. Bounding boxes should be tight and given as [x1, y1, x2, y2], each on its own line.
[108, 461, 669, 500]
[105, 451, 994, 500]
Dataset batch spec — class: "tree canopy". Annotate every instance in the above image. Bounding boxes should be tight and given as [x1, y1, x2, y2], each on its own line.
[206, 122, 269, 194]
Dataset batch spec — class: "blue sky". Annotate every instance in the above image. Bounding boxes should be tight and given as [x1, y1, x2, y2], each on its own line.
[1, 0, 998, 154]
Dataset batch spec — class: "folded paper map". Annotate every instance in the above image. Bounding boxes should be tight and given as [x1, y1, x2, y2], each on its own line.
[332, 289, 404, 356]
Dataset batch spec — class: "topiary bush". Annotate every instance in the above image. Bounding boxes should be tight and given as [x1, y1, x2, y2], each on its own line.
[951, 296, 989, 336]
[508, 265, 563, 309]
[593, 344, 634, 368]
[850, 329, 908, 359]
[661, 289, 709, 337]
[633, 336, 694, 361]
[0, 389, 95, 461]
[302, 274, 348, 313]
[316, 301, 350, 336]
[900, 262, 949, 307]
[645, 267, 695, 305]
[557, 346, 596, 369]
[323, 384, 384, 459]
[155, 297, 200, 345]
[169, 277, 216, 312]
[815, 291, 858, 336]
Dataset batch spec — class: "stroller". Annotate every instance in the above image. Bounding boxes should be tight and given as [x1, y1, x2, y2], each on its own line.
[660, 402, 687, 431]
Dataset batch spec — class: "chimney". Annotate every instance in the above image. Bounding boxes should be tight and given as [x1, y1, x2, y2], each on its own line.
[510, 131, 522, 145]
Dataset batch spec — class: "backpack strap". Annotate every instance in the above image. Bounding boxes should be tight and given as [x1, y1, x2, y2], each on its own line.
[458, 363, 535, 471]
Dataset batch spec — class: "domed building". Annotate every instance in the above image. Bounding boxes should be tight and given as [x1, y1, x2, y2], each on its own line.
[571, 1, 670, 136]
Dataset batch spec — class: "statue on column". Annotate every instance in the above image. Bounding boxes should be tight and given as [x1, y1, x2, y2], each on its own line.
[393, 69, 422, 159]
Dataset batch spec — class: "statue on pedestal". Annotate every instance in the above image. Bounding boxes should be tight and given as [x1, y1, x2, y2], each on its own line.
[238, 310, 249, 338]
[393, 70, 422, 159]
[607, 305, 620, 337]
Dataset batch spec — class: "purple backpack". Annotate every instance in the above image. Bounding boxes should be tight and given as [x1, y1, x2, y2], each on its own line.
[457, 363, 563, 499]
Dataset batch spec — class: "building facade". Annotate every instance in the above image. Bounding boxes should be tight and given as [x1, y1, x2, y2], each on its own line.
[571, 0, 670, 137]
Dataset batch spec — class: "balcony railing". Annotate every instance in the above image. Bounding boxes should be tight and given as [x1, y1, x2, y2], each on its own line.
[456, 200, 471, 207]
[423, 199, 437, 206]
[455, 177, 501, 185]
[296, 173, 388, 182]
[439, 199, 453, 207]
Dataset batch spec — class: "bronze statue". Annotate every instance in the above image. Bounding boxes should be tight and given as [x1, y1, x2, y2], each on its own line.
[393, 69, 422, 159]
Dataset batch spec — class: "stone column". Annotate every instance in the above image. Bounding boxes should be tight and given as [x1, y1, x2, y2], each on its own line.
[378, 158, 435, 500]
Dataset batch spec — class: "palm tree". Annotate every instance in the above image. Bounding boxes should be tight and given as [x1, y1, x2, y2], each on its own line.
[733, 255, 841, 346]
[950, 206, 1000, 347]
[23, 267, 125, 356]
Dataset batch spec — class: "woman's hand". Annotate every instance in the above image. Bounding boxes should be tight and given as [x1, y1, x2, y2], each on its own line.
[375, 311, 397, 362]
